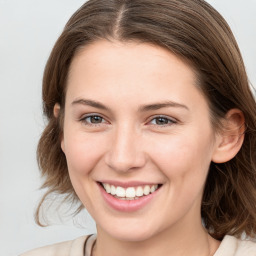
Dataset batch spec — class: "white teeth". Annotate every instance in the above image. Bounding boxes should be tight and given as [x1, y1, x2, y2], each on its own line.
[136, 186, 144, 197]
[143, 185, 150, 195]
[150, 185, 158, 193]
[126, 187, 136, 198]
[105, 184, 111, 193]
[110, 185, 116, 195]
[115, 186, 126, 197]
[102, 183, 159, 199]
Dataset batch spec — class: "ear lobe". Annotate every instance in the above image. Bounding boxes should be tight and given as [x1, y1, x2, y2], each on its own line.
[61, 138, 65, 154]
[53, 103, 65, 153]
[212, 109, 245, 163]
[53, 103, 60, 118]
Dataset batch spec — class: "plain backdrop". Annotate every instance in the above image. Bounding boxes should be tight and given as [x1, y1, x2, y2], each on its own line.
[0, 1, 255, 255]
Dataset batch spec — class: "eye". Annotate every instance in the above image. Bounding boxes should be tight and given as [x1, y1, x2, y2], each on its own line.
[80, 115, 107, 125]
[149, 116, 176, 126]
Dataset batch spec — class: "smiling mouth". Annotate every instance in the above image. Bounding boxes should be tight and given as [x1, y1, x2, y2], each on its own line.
[99, 182, 162, 200]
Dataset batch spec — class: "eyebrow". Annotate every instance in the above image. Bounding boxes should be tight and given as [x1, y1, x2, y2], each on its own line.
[139, 101, 189, 112]
[72, 99, 109, 110]
[72, 98, 189, 112]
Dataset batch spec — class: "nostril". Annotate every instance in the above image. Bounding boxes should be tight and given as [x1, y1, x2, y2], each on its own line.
[105, 153, 147, 173]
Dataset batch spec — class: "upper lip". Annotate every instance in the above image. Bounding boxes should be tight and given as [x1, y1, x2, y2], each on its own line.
[98, 180, 161, 188]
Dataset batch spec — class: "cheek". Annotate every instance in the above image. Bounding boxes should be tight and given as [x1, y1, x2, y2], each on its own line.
[63, 130, 106, 177]
[62, 130, 108, 209]
[148, 132, 214, 182]
[149, 132, 214, 218]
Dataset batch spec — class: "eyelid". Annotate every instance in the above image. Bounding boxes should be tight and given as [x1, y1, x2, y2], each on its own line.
[78, 113, 177, 127]
[79, 113, 109, 125]
[146, 115, 178, 126]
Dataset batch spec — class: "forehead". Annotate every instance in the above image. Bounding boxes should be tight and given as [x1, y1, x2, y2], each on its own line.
[69, 40, 197, 80]
[68, 40, 196, 85]
[65, 40, 207, 111]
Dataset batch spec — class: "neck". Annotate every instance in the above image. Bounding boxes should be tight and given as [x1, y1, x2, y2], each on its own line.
[92, 218, 220, 256]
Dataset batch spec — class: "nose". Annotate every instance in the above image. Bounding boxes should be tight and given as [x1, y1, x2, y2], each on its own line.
[104, 124, 146, 173]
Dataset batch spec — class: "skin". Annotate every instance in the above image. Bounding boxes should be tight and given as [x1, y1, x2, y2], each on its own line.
[58, 40, 244, 256]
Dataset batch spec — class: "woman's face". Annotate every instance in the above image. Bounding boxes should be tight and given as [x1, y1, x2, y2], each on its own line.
[61, 40, 219, 241]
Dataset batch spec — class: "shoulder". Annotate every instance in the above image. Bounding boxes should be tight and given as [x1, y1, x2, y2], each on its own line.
[19, 235, 89, 256]
[215, 235, 256, 256]
[235, 237, 256, 255]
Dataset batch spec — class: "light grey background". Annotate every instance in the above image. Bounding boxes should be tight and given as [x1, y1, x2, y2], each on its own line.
[0, 1, 255, 255]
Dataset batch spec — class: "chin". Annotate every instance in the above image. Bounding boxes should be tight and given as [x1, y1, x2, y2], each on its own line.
[98, 220, 161, 242]
[111, 230, 155, 242]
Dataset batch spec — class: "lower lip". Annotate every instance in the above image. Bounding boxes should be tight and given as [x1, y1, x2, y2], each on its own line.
[98, 183, 160, 212]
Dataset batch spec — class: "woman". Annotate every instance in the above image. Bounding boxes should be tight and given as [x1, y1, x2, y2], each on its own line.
[21, 0, 256, 255]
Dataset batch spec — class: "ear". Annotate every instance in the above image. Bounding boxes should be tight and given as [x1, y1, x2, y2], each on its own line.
[53, 103, 65, 153]
[53, 103, 60, 118]
[212, 109, 245, 163]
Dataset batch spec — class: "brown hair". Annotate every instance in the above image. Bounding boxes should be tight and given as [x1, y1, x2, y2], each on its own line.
[36, 0, 256, 240]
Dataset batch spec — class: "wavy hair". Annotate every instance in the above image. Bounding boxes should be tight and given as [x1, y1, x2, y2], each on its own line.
[36, 0, 256, 240]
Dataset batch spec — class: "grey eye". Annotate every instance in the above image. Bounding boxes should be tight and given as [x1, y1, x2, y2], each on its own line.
[86, 115, 104, 124]
[150, 116, 176, 126]
[155, 117, 169, 125]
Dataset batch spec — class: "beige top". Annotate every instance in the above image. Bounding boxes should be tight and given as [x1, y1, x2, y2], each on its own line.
[20, 234, 256, 256]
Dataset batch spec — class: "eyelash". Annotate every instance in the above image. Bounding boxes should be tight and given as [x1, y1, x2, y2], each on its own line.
[80, 114, 108, 126]
[148, 115, 177, 127]
[80, 114, 177, 128]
